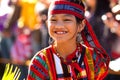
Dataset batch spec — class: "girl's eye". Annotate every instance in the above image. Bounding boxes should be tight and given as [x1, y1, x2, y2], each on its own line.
[64, 19, 72, 21]
[48, 19, 57, 23]
[50, 19, 57, 22]
[51, 19, 56, 21]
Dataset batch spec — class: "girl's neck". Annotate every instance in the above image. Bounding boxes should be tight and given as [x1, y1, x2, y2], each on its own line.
[53, 41, 77, 59]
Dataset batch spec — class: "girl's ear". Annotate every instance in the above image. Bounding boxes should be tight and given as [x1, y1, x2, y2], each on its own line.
[78, 19, 86, 32]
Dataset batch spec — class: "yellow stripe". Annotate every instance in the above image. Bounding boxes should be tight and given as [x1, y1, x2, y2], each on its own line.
[42, 49, 53, 80]
[85, 48, 94, 80]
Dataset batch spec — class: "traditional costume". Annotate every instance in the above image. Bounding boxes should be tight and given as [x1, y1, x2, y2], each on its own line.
[27, 0, 110, 80]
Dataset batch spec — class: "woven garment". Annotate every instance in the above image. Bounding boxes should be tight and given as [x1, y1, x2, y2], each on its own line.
[48, 0, 110, 68]
[27, 0, 110, 80]
[27, 44, 108, 80]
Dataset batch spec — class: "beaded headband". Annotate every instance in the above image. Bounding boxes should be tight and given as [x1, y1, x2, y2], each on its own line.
[48, 1, 85, 19]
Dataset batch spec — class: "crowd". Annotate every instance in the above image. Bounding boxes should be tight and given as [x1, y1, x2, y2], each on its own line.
[0, 0, 49, 79]
[0, 0, 120, 79]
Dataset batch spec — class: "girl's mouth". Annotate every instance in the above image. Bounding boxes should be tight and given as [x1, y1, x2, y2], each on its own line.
[54, 31, 67, 34]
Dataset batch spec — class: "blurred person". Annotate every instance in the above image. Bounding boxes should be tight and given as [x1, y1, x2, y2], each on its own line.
[27, 0, 110, 80]
[31, 29, 42, 54]
[18, 0, 38, 30]
[0, 29, 14, 59]
[102, 0, 120, 60]
[4, 0, 21, 31]
[103, 12, 120, 80]
[0, 0, 21, 33]
[39, 8, 49, 49]
[86, 0, 119, 54]
[10, 27, 32, 64]
[85, 0, 111, 55]
[0, 0, 21, 59]
[31, 4, 49, 54]
[103, 12, 120, 60]
[10, 27, 33, 79]
[0, 0, 15, 79]
[0, 29, 15, 80]
[102, 1, 120, 79]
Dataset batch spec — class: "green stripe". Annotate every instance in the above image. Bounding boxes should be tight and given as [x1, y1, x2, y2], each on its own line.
[35, 56, 48, 69]
[30, 71, 42, 80]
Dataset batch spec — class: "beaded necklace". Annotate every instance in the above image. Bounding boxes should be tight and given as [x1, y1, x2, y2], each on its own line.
[52, 43, 83, 64]
[51, 43, 86, 79]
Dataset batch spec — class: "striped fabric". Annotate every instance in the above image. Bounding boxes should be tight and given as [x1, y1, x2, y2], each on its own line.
[27, 43, 108, 80]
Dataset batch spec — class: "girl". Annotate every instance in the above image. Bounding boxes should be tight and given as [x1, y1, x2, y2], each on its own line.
[27, 0, 110, 80]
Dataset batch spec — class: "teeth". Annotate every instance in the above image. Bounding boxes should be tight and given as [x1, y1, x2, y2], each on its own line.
[55, 31, 66, 34]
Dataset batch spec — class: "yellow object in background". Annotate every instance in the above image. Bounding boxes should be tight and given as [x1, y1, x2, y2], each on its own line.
[18, 0, 38, 30]
[2, 63, 21, 80]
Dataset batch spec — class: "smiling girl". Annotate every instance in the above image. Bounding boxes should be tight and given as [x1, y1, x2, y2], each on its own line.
[27, 0, 110, 80]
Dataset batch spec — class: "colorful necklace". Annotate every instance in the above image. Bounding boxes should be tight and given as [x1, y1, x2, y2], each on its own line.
[51, 43, 86, 79]
[52, 43, 83, 65]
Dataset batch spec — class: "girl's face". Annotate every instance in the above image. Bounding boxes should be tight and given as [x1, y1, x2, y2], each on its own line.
[47, 14, 81, 43]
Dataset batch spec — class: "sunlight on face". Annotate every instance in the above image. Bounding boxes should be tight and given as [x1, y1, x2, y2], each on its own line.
[48, 14, 79, 43]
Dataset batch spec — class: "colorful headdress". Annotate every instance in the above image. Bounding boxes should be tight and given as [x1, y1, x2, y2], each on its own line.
[48, 0, 110, 75]
[48, 0, 85, 19]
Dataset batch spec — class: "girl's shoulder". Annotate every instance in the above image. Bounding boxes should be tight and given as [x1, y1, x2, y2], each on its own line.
[35, 45, 52, 57]
[30, 46, 52, 62]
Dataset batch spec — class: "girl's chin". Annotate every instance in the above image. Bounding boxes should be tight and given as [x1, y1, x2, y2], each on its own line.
[55, 39, 67, 43]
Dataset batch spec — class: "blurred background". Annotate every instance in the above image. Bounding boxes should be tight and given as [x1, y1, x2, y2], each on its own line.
[0, 0, 120, 80]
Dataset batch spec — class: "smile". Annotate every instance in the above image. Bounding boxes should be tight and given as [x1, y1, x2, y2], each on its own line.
[54, 31, 67, 34]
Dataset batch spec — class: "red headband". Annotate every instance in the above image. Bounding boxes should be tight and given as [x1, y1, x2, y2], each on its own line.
[48, 0, 101, 48]
[48, 1, 85, 19]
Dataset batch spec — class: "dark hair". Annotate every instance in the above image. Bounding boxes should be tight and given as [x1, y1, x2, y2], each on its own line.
[68, 0, 85, 23]
[68, 0, 85, 9]
[75, 16, 83, 24]
[39, 9, 48, 16]
[94, 0, 111, 16]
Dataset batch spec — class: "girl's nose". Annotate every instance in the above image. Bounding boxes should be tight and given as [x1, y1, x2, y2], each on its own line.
[55, 21, 64, 28]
